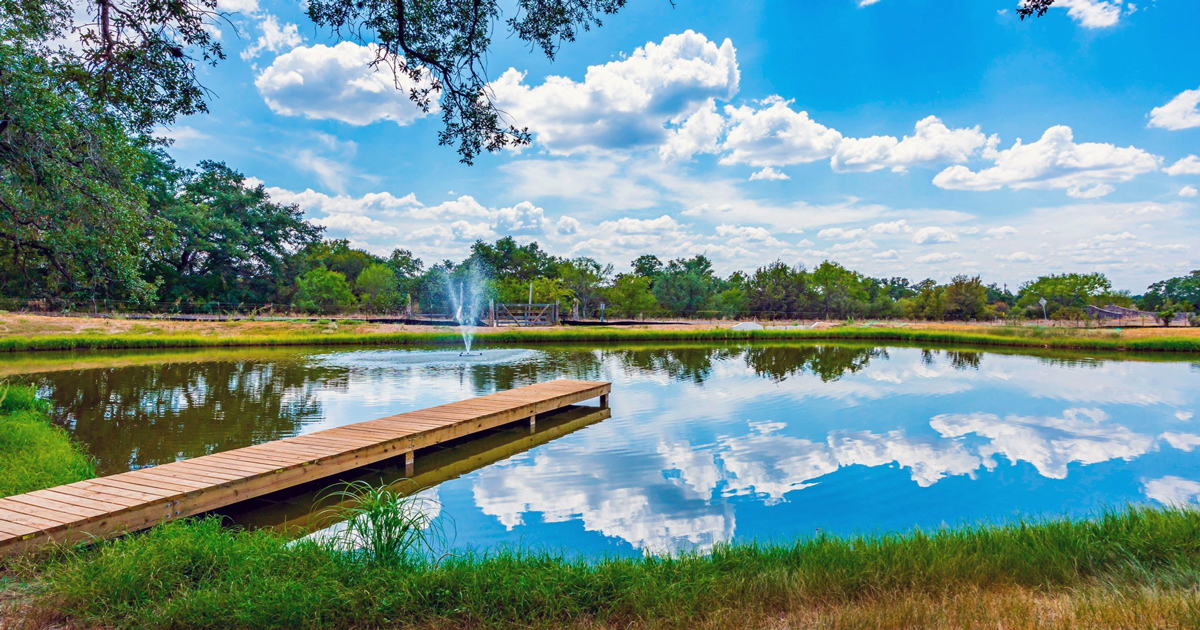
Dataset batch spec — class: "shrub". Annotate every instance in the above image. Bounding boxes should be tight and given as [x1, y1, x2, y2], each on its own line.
[294, 267, 356, 315]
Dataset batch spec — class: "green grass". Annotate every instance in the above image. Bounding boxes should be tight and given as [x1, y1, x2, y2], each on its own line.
[0, 385, 95, 498]
[1, 325, 1199, 354]
[8, 506, 1200, 629]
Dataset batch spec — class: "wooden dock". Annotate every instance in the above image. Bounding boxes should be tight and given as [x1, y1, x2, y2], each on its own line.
[0, 379, 610, 555]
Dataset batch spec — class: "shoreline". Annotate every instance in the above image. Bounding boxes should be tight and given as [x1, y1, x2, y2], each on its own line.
[2, 324, 1200, 354]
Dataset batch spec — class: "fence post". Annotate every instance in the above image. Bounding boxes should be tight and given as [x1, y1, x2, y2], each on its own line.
[554, 300, 559, 325]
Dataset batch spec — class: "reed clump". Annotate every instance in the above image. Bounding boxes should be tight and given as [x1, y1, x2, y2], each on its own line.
[10, 505, 1200, 629]
[0, 384, 94, 497]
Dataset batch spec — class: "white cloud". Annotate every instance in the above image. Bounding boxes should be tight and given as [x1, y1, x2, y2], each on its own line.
[932, 126, 1161, 198]
[157, 125, 210, 147]
[1143, 476, 1200, 506]
[873, 249, 900, 260]
[1149, 87, 1200, 131]
[241, 14, 303, 61]
[555, 216, 582, 236]
[292, 149, 356, 192]
[912, 226, 959, 244]
[1180, 186, 1199, 198]
[493, 201, 551, 234]
[1165, 156, 1200, 176]
[868, 219, 913, 234]
[716, 224, 775, 241]
[915, 252, 963, 264]
[832, 116, 988, 173]
[830, 238, 877, 252]
[996, 251, 1042, 262]
[492, 30, 739, 155]
[1049, 0, 1126, 29]
[818, 227, 866, 240]
[603, 215, 682, 234]
[748, 166, 789, 181]
[218, 0, 259, 13]
[986, 225, 1018, 239]
[660, 99, 727, 161]
[256, 42, 435, 126]
[720, 96, 843, 167]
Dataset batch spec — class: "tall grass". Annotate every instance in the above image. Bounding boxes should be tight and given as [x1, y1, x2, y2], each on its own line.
[313, 481, 449, 567]
[0, 384, 95, 497]
[13, 506, 1200, 629]
[2, 325, 1199, 354]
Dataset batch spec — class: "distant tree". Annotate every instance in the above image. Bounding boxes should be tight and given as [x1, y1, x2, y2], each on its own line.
[294, 267, 355, 314]
[355, 263, 401, 312]
[905, 280, 946, 321]
[944, 275, 988, 321]
[607, 275, 657, 318]
[1141, 271, 1200, 312]
[559, 257, 612, 317]
[654, 256, 716, 317]
[746, 261, 810, 318]
[1016, 273, 1111, 314]
[811, 261, 866, 319]
[145, 157, 323, 305]
[631, 255, 664, 279]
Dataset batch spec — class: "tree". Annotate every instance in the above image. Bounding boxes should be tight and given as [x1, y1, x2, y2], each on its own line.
[631, 255, 663, 279]
[944, 275, 988, 321]
[1141, 271, 1200, 312]
[0, 26, 163, 302]
[811, 261, 866, 319]
[305, 0, 632, 163]
[145, 157, 324, 305]
[355, 263, 401, 312]
[294, 267, 355, 314]
[654, 256, 715, 317]
[607, 274, 657, 318]
[1016, 273, 1111, 314]
[746, 261, 810, 318]
[904, 280, 946, 321]
[559, 257, 612, 317]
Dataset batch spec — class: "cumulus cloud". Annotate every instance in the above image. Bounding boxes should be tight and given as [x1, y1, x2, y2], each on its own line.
[932, 126, 1161, 198]
[817, 227, 866, 240]
[1165, 155, 1200, 176]
[915, 252, 963, 264]
[256, 42, 435, 126]
[1180, 186, 1199, 198]
[1048, 0, 1127, 29]
[749, 166, 789, 181]
[986, 225, 1018, 238]
[868, 219, 913, 234]
[240, 14, 302, 61]
[660, 99, 727, 161]
[720, 96, 843, 167]
[1149, 87, 1200, 131]
[996, 251, 1042, 262]
[832, 116, 988, 173]
[872, 249, 900, 260]
[492, 30, 739, 155]
[912, 226, 959, 244]
[1143, 476, 1200, 506]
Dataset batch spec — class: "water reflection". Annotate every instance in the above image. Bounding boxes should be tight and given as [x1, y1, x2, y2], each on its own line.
[2, 341, 1197, 555]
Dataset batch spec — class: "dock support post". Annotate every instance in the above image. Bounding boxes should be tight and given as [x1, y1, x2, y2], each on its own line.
[600, 393, 609, 409]
[405, 450, 415, 475]
[529, 414, 536, 432]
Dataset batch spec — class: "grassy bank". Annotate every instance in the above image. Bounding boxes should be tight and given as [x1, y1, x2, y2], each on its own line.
[0, 385, 94, 497]
[2, 324, 1200, 354]
[5, 507, 1199, 629]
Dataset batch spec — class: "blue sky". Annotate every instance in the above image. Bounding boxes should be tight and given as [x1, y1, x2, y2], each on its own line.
[163, 0, 1200, 291]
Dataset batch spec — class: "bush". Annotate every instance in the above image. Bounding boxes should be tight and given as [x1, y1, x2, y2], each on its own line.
[294, 267, 356, 315]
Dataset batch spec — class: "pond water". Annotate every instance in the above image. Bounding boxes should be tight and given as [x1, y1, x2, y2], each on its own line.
[5, 342, 1199, 555]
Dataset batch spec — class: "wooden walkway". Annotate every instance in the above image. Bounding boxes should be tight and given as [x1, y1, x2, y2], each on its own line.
[0, 379, 610, 555]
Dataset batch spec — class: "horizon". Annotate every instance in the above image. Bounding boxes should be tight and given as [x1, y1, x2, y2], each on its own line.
[161, 0, 1199, 293]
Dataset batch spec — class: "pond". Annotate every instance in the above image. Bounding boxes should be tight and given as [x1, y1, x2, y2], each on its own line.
[4, 341, 1199, 555]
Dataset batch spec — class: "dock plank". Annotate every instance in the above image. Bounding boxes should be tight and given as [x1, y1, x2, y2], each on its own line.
[1, 378, 610, 555]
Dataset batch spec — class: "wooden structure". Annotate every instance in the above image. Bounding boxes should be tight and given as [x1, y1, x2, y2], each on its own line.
[0, 379, 610, 555]
[491, 302, 560, 327]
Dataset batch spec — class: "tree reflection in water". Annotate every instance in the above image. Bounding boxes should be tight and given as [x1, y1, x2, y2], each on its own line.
[33, 360, 342, 474]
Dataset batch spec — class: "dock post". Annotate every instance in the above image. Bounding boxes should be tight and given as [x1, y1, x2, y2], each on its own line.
[405, 450, 415, 475]
[529, 413, 536, 431]
[600, 393, 609, 408]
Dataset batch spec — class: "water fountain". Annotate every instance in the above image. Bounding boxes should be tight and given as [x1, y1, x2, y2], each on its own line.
[446, 264, 487, 356]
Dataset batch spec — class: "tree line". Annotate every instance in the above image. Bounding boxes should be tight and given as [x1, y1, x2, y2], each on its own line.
[5, 148, 1197, 323]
